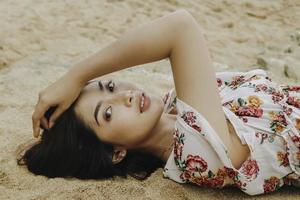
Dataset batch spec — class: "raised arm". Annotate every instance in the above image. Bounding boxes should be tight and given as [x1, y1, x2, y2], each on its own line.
[67, 9, 194, 82]
[33, 9, 231, 146]
[33, 9, 188, 137]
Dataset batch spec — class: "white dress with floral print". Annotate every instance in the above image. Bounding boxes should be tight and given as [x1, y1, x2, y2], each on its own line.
[162, 69, 300, 196]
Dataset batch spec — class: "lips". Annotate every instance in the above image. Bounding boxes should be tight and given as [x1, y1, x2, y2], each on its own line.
[139, 92, 144, 113]
[139, 91, 150, 113]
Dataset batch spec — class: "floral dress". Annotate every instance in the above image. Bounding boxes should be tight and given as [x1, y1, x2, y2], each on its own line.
[162, 69, 300, 196]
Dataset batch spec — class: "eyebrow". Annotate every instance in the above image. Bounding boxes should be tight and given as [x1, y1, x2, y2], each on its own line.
[94, 100, 102, 126]
[93, 80, 105, 126]
[86, 80, 104, 91]
[98, 81, 104, 90]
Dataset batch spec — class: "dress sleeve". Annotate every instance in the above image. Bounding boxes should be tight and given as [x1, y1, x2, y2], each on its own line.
[278, 84, 300, 108]
[175, 97, 235, 167]
[163, 88, 177, 114]
[215, 69, 268, 91]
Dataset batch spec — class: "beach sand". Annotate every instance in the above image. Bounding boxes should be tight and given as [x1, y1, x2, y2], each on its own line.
[0, 0, 300, 199]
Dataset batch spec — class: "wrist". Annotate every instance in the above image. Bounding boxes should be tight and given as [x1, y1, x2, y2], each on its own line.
[64, 67, 88, 87]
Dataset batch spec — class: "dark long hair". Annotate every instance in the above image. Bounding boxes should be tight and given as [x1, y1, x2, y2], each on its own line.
[17, 104, 164, 180]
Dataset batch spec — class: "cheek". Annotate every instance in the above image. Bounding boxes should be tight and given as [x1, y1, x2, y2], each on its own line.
[127, 102, 163, 133]
[121, 99, 162, 127]
[103, 98, 164, 145]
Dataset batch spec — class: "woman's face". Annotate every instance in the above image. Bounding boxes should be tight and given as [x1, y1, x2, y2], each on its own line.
[74, 79, 164, 149]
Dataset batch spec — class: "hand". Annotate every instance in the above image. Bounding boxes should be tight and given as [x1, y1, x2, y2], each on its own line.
[32, 73, 85, 138]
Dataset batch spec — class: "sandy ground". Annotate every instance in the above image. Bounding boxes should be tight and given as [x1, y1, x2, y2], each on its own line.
[0, 0, 300, 199]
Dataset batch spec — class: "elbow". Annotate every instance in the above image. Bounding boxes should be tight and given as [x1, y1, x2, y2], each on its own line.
[169, 9, 203, 36]
[172, 9, 199, 29]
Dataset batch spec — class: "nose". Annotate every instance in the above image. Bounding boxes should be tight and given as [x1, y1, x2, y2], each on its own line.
[124, 90, 134, 107]
[106, 90, 134, 107]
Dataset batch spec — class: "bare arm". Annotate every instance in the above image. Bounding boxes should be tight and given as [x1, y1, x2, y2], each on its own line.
[33, 9, 231, 147]
[33, 9, 187, 137]
[68, 9, 231, 144]
[68, 9, 190, 82]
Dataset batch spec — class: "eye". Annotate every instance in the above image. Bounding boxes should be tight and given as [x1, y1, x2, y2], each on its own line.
[106, 80, 115, 92]
[103, 106, 112, 121]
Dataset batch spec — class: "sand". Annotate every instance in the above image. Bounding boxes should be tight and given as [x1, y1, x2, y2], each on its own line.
[0, 0, 300, 199]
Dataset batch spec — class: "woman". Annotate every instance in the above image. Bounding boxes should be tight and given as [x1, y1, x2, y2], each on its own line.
[17, 9, 300, 195]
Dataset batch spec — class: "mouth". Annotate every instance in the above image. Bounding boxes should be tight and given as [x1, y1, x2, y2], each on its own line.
[139, 92, 151, 113]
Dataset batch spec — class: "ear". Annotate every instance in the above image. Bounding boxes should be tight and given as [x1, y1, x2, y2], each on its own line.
[112, 147, 127, 165]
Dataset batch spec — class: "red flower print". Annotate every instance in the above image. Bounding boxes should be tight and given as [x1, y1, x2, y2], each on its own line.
[286, 96, 300, 108]
[271, 91, 284, 103]
[217, 78, 222, 87]
[255, 84, 268, 92]
[277, 114, 286, 122]
[181, 111, 202, 133]
[224, 166, 238, 179]
[181, 111, 196, 124]
[180, 170, 192, 181]
[282, 85, 300, 92]
[208, 177, 224, 188]
[185, 154, 208, 173]
[263, 176, 280, 193]
[282, 105, 293, 116]
[228, 75, 246, 89]
[173, 142, 183, 160]
[173, 129, 184, 161]
[288, 85, 300, 91]
[291, 135, 300, 143]
[240, 159, 259, 179]
[235, 106, 263, 118]
[191, 124, 202, 133]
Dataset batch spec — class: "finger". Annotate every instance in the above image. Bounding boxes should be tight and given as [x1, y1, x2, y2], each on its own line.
[48, 106, 66, 128]
[32, 102, 50, 138]
[34, 120, 41, 138]
[40, 116, 49, 130]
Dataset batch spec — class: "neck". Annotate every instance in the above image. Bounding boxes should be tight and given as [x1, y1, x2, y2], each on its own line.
[135, 112, 176, 163]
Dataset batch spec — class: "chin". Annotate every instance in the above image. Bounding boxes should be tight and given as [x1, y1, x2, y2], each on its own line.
[148, 99, 163, 117]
